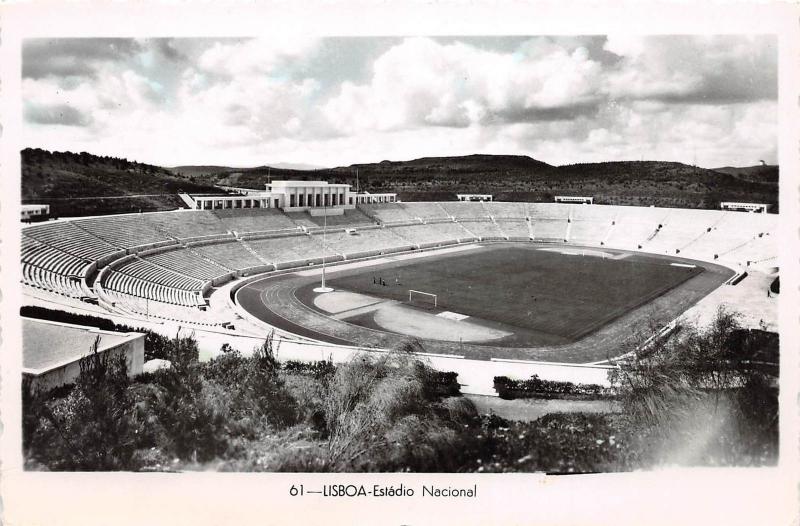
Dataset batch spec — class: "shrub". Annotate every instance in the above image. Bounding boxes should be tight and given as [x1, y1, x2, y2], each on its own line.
[608, 307, 779, 467]
[283, 359, 336, 380]
[493, 375, 613, 400]
[26, 338, 146, 470]
[322, 341, 478, 471]
[473, 413, 637, 473]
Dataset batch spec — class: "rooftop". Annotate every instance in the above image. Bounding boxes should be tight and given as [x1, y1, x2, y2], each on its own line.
[22, 317, 141, 372]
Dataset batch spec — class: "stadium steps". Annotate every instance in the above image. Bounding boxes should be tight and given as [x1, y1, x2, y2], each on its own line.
[639, 210, 670, 246]
[308, 232, 346, 259]
[140, 218, 184, 243]
[437, 203, 455, 221]
[21, 235, 93, 271]
[488, 217, 510, 240]
[456, 221, 479, 240]
[237, 239, 275, 266]
[678, 213, 728, 253]
[645, 226, 662, 243]
[178, 193, 197, 209]
[601, 212, 619, 245]
[454, 221, 478, 242]
[481, 219, 508, 240]
[717, 235, 765, 260]
[388, 228, 422, 249]
[183, 244, 236, 272]
[70, 220, 128, 249]
[123, 256, 207, 289]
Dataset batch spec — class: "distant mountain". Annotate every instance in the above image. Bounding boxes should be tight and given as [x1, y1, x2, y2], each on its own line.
[192, 155, 775, 211]
[270, 162, 327, 171]
[712, 164, 779, 184]
[170, 162, 326, 177]
[345, 154, 553, 173]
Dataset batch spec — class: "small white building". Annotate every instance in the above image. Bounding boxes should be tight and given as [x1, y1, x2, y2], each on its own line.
[21, 204, 50, 222]
[554, 196, 594, 204]
[457, 194, 493, 202]
[190, 180, 396, 214]
[720, 202, 770, 213]
[22, 318, 145, 391]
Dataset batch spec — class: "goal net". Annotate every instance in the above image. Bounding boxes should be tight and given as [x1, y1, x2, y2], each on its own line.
[408, 289, 438, 309]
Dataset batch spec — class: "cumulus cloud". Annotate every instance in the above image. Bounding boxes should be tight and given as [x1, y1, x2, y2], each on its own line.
[23, 38, 143, 80]
[24, 103, 92, 126]
[195, 37, 319, 78]
[322, 37, 604, 134]
[20, 36, 778, 168]
[603, 35, 777, 104]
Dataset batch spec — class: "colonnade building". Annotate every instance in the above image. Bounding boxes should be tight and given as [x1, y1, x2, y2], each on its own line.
[190, 180, 397, 215]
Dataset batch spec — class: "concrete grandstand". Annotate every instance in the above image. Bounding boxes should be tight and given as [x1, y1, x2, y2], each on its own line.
[20, 190, 778, 393]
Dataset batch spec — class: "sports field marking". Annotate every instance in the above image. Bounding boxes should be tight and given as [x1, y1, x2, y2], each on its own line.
[313, 290, 384, 314]
[538, 247, 628, 259]
[671, 263, 697, 268]
[437, 311, 470, 321]
[331, 300, 400, 320]
[374, 303, 510, 342]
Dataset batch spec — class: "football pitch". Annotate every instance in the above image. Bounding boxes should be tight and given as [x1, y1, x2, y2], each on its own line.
[327, 244, 704, 344]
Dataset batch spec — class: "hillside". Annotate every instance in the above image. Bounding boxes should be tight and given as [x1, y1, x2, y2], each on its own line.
[22, 148, 225, 217]
[169, 165, 245, 177]
[192, 155, 778, 211]
[712, 164, 779, 184]
[22, 149, 779, 215]
[170, 162, 325, 177]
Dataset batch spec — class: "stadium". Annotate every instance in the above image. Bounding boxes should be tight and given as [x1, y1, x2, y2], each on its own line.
[20, 180, 778, 393]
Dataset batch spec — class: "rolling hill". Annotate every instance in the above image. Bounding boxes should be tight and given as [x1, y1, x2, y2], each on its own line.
[21, 148, 226, 217]
[188, 155, 778, 211]
[712, 164, 779, 183]
[21, 149, 779, 216]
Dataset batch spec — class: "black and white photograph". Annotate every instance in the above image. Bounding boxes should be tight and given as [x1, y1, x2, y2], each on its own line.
[1, 2, 798, 525]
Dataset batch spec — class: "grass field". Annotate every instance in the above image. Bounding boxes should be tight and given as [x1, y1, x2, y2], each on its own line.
[327, 245, 703, 343]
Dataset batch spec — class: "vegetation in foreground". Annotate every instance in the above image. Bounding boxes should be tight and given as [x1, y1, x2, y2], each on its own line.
[22, 310, 777, 472]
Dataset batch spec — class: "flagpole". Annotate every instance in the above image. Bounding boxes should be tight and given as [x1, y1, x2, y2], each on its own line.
[322, 198, 327, 288]
[315, 189, 333, 293]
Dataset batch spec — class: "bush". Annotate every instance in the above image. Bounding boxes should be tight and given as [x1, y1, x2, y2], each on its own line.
[608, 307, 779, 467]
[493, 375, 613, 400]
[25, 339, 146, 470]
[473, 412, 637, 473]
[321, 342, 478, 471]
[283, 359, 336, 380]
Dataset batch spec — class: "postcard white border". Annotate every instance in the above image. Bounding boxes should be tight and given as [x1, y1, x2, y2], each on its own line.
[1, 1, 798, 525]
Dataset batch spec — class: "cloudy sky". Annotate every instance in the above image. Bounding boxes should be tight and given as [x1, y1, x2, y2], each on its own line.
[22, 35, 776, 168]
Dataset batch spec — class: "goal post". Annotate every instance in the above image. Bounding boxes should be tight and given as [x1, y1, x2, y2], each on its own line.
[408, 289, 438, 309]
